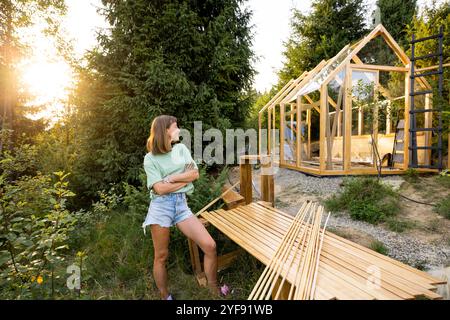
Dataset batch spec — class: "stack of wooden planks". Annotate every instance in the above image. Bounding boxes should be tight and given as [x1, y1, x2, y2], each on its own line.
[248, 202, 330, 300]
[200, 201, 446, 300]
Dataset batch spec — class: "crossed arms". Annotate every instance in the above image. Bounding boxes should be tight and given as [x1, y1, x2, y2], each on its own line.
[152, 162, 199, 195]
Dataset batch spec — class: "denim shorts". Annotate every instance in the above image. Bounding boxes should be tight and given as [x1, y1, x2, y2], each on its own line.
[142, 192, 193, 235]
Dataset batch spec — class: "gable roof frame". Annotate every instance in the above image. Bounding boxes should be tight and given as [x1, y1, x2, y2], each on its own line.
[322, 24, 411, 87]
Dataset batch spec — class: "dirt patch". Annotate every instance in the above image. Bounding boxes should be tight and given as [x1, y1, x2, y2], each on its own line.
[396, 176, 450, 245]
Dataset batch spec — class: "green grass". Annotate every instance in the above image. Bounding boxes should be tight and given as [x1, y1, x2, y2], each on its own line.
[436, 174, 450, 189]
[385, 217, 415, 233]
[325, 177, 400, 224]
[72, 206, 263, 299]
[434, 196, 450, 219]
[404, 168, 419, 183]
[369, 240, 388, 255]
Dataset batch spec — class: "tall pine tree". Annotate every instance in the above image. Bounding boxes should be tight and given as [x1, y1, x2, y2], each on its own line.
[72, 0, 256, 197]
[278, 0, 367, 85]
[377, 0, 417, 49]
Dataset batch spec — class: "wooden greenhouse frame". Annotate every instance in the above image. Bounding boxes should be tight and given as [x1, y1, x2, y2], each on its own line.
[258, 24, 443, 176]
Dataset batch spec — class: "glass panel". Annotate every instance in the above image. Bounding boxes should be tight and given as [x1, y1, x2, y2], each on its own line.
[294, 47, 351, 98]
[298, 90, 321, 169]
[281, 104, 298, 165]
[350, 69, 378, 168]
[357, 36, 404, 66]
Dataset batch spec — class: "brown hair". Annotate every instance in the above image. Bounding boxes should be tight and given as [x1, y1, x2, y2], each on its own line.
[146, 115, 177, 154]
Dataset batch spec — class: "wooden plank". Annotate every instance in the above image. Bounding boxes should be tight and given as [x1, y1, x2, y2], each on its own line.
[251, 202, 443, 284]
[221, 207, 404, 298]
[253, 202, 444, 286]
[282, 61, 328, 104]
[280, 103, 285, 165]
[344, 64, 352, 170]
[204, 204, 438, 299]
[414, 62, 450, 73]
[296, 95, 301, 168]
[221, 184, 245, 209]
[238, 206, 413, 299]
[350, 64, 408, 72]
[404, 68, 411, 169]
[320, 85, 327, 171]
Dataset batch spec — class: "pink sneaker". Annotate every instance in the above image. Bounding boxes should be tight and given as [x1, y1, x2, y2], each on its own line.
[220, 284, 230, 297]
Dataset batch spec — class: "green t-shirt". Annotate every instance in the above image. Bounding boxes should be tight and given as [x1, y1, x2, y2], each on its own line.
[143, 142, 198, 200]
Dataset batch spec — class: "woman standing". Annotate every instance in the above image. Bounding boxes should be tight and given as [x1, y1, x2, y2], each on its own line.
[142, 115, 227, 300]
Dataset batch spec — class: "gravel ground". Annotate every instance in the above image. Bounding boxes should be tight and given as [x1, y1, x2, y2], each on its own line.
[326, 214, 450, 270]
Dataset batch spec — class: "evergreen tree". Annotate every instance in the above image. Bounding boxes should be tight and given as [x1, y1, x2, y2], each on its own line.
[72, 0, 256, 197]
[0, 0, 66, 151]
[377, 0, 417, 49]
[278, 0, 368, 85]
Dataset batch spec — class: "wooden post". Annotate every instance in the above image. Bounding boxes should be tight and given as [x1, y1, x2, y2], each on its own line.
[307, 109, 311, 158]
[337, 109, 342, 137]
[280, 103, 285, 165]
[258, 113, 262, 156]
[373, 78, 379, 169]
[319, 86, 327, 172]
[404, 67, 411, 169]
[268, 107, 271, 155]
[386, 100, 391, 134]
[325, 90, 332, 170]
[260, 155, 275, 207]
[358, 107, 363, 135]
[297, 95, 301, 168]
[344, 64, 352, 171]
[424, 93, 432, 165]
[272, 106, 276, 157]
[240, 156, 253, 204]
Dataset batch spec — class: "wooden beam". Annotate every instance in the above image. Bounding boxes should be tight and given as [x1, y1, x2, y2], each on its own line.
[259, 79, 294, 115]
[404, 67, 411, 169]
[282, 60, 328, 104]
[378, 24, 410, 65]
[415, 62, 450, 73]
[373, 70, 380, 168]
[323, 25, 384, 86]
[350, 64, 408, 72]
[267, 105, 271, 155]
[320, 85, 327, 172]
[260, 157, 274, 207]
[297, 95, 301, 168]
[358, 107, 363, 135]
[307, 109, 311, 158]
[280, 103, 285, 165]
[386, 100, 392, 134]
[239, 157, 252, 205]
[344, 64, 352, 171]
[272, 106, 276, 156]
[424, 94, 432, 165]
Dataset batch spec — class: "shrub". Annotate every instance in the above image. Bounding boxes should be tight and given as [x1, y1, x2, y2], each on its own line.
[369, 240, 388, 255]
[324, 177, 400, 224]
[0, 171, 78, 299]
[434, 196, 450, 219]
[405, 168, 419, 183]
[386, 217, 415, 233]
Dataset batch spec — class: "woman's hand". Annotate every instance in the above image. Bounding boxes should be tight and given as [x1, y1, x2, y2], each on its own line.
[164, 162, 198, 183]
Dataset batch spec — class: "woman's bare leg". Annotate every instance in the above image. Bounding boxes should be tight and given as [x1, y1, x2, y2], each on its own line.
[150, 224, 171, 299]
[176, 216, 220, 295]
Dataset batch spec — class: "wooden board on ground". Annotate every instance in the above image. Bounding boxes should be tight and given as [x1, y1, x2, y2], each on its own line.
[200, 201, 446, 300]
